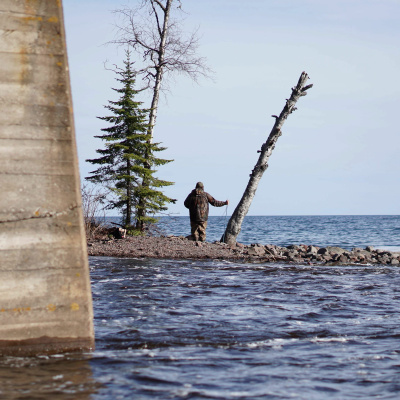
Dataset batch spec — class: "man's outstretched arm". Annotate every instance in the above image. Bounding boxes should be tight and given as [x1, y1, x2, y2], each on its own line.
[207, 193, 228, 207]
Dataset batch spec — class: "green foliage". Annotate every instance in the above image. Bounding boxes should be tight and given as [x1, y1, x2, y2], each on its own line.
[126, 226, 145, 236]
[86, 50, 175, 231]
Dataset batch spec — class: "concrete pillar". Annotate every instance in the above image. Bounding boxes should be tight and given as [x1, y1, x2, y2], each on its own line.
[0, 0, 94, 355]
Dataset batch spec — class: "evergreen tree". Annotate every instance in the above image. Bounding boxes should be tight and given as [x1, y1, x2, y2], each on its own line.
[86, 50, 175, 231]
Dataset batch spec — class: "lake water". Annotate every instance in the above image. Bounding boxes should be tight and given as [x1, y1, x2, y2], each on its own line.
[154, 215, 400, 251]
[1, 215, 400, 399]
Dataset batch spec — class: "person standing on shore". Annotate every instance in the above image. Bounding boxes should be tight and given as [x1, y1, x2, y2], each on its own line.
[184, 182, 228, 242]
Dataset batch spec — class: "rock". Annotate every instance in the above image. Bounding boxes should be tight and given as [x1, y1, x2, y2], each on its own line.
[285, 251, 298, 259]
[264, 245, 278, 256]
[365, 246, 374, 252]
[378, 255, 390, 264]
[106, 227, 127, 239]
[247, 246, 265, 256]
[390, 258, 400, 265]
[246, 247, 257, 256]
[305, 253, 317, 260]
[351, 247, 363, 252]
[275, 247, 287, 256]
[326, 246, 347, 255]
[307, 245, 319, 254]
[351, 248, 371, 257]
[338, 254, 349, 263]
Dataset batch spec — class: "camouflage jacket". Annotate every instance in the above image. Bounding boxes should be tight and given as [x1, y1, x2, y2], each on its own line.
[184, 189, 226, 222]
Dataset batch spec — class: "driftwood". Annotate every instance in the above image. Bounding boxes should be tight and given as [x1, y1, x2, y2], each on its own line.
[222, 72, 313, 245]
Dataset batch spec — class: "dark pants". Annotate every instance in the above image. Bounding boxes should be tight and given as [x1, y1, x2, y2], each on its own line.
[190, 221, 208, 241]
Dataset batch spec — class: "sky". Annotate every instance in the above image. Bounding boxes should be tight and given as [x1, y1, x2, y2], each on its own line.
[63, 0, 400, 216]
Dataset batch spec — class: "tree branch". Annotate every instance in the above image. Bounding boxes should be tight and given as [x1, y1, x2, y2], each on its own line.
[153, 0, 166, 12]
[150, 0, 163, 37]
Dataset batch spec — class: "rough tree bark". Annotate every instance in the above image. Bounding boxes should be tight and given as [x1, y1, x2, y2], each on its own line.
[222, 72, 313, 245]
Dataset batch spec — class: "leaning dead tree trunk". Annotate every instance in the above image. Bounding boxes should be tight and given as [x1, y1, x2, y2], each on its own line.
[222, 71, 313, 245]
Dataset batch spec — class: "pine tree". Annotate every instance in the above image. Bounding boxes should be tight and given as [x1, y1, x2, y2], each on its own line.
[86, 50, 175, 232]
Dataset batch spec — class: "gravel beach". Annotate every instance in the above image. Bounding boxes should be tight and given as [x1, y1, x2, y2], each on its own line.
[87, 235, 400, 265]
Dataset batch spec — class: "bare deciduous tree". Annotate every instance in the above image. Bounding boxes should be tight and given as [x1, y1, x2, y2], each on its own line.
[111, 0, 211, 142]
[81, 184, 107, 239]
[222, 72, 313, 245]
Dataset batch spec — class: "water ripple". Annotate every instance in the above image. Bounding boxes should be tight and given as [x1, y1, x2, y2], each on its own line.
[2, 246, 400, 399]
[85, 257, 400, 399]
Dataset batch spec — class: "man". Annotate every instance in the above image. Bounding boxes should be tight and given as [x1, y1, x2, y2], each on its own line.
[184, 182, 228, 242]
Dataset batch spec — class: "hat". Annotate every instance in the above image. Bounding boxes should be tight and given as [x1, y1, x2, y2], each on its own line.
[195, 182, 204, 189]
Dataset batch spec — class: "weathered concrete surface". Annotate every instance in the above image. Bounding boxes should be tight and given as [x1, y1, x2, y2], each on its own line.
[0, 0, 94, 355]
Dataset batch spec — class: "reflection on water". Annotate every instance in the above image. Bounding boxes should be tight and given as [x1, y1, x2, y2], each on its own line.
[0, 354, 100, 399]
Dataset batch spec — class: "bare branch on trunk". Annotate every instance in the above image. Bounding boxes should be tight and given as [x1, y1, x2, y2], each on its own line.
[110, 0, 212, 143]
[222, 72, 313, 245]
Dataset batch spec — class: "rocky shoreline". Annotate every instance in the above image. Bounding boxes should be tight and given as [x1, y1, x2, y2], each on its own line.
[87, 235, 400, 265]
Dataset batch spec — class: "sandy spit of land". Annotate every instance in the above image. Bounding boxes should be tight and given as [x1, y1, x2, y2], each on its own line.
[87, 235, 276, 262]
[87, 235, 400, 265]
